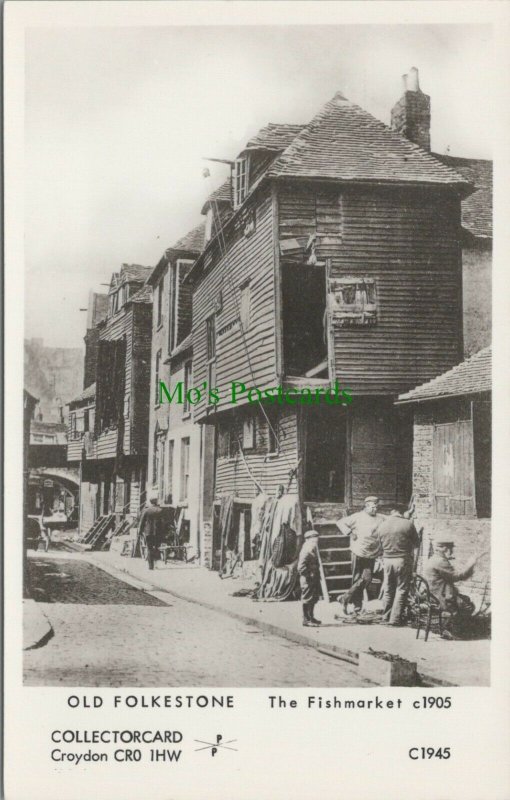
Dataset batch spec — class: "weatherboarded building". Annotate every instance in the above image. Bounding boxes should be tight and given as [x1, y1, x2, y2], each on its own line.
[397, 346, 491, 609]
[146, 223, 205, 559]
[188, 76, 474, 574]
[67, 264, 152, 536]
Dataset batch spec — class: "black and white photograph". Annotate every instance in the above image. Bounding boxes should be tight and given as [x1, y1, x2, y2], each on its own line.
[21, 22, 493, 689]
[5, 3, 510, 800]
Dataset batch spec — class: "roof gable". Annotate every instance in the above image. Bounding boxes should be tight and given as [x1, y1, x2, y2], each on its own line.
[268, 92, 472, 188]
[170, 220, 206, 253]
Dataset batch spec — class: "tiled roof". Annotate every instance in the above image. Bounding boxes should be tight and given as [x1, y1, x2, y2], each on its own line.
[397, 347, 491, 403]
[268, 92, 471, 187]
[171, 221, 206, 253]
[129, 284, 152, 304]
[434, 155, 492, 238]
[68, 382, 96, 405]
[119, 264, 153, 283]
[201, 180, 232, 214]
[244, 123, 306, 152]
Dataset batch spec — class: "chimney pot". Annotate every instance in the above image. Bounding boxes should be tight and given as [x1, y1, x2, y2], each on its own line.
[408, 67, 420, 92]
[390, 67, 430, 151]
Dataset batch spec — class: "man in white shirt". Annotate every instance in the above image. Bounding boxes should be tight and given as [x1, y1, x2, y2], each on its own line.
[336, 496, 384, 614]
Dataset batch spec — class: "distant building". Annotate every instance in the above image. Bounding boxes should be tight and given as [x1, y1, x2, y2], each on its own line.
[27, 419, 79, 521]
[83, 291, 108, 389]
[67, 264, 152, 536]
[24, 338, 84, 422]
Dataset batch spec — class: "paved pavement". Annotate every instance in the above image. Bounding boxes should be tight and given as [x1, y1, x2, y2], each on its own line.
[87, 548, 490, 687]
[24, 553, 370, 687]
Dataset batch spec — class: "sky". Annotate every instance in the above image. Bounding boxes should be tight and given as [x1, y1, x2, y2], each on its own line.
[25, 24, 493, 348]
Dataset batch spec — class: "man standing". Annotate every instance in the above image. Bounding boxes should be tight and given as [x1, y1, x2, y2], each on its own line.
[424, 540, 477, 617]
[297, 529, 322, 627]
[336, 496, 384, 614]
[138, 492, 165, 570]
[378, 508, 420, 626]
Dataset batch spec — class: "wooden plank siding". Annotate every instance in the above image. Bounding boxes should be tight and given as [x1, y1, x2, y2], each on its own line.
[214, 407, 299, 501]
[432, 419, 476, 516]
[94, 302, 151, 460]
[277, 181, 463, 394]
[66, 438, 83, 462]
[192, 191, 277, 420]
[130, 303, 152, 455]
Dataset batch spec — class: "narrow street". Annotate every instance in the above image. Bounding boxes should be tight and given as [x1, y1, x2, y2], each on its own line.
[24, 553, 369, 687]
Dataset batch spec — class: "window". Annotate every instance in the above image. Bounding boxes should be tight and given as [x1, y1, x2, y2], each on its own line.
[229, 428, 240, 458]
[328, 277, 377, 327]
[243, 414, 256, 449]
[206, 315, 216, 391]
[110, 290, 119, 316]
[234, 157, 248, 208]
[156, 276, 163, 328]
[205, 208, 214, 243]
[69, 413, 76, 439]
[152, 431, 159, 484]
[166, 440, 174, 504]
[180, 437, 190, 502]
[266, 411, 278, 455]
[155, 349, 162, 405]
[183, 361, 192, 416]
[84, 409, 90, 433]
[169, 263, 179, 352]
[239, 280, 251, 330]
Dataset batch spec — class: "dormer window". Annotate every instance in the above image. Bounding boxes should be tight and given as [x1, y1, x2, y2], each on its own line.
[109, 290, 119, 316]
[234, 157, 248, 208]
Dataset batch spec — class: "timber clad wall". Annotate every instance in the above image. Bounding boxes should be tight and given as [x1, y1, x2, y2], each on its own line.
[95, 302, 151, 459]
[278, 182, 463, 393]
[96, 310, 132, 459]
[215, 406, 298, 501]
[130, 303, 152, 455]
[192, 191, 277, 419]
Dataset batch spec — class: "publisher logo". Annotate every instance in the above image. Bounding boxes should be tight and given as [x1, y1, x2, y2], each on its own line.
[194, 734, 237, 757]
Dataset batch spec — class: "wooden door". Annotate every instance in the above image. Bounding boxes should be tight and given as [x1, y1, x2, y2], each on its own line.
[433, 420, 475, 516]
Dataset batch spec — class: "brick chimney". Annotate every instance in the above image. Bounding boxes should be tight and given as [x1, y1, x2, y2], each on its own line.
[391, 67, 431, 151]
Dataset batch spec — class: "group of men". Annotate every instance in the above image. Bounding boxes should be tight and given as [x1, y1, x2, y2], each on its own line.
[297, 495, 479, 630]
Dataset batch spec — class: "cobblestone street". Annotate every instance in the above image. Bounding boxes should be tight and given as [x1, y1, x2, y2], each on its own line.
[24, 553, 369, 687]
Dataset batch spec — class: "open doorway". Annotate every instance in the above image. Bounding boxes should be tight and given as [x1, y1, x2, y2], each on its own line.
[282, 263, 327, 377]
[304, 407, 346, 502]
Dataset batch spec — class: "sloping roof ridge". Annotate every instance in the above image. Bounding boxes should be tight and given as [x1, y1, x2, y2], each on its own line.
[68, 381, 96, 405]
[268, 90, 470, 185]
[169, 219, 206, 253]
[397, 346, 491, 402]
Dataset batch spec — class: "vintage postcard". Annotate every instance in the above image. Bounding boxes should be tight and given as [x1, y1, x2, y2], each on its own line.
[4, 2, 510, 798]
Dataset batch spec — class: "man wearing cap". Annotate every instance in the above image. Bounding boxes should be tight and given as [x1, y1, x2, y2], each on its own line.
[378, 508, 421, 626]
[297, 529, 322, 627]
[138, 492, 165, 570]
[336, 496, 385, 614]
[424, 540, 477, 616]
